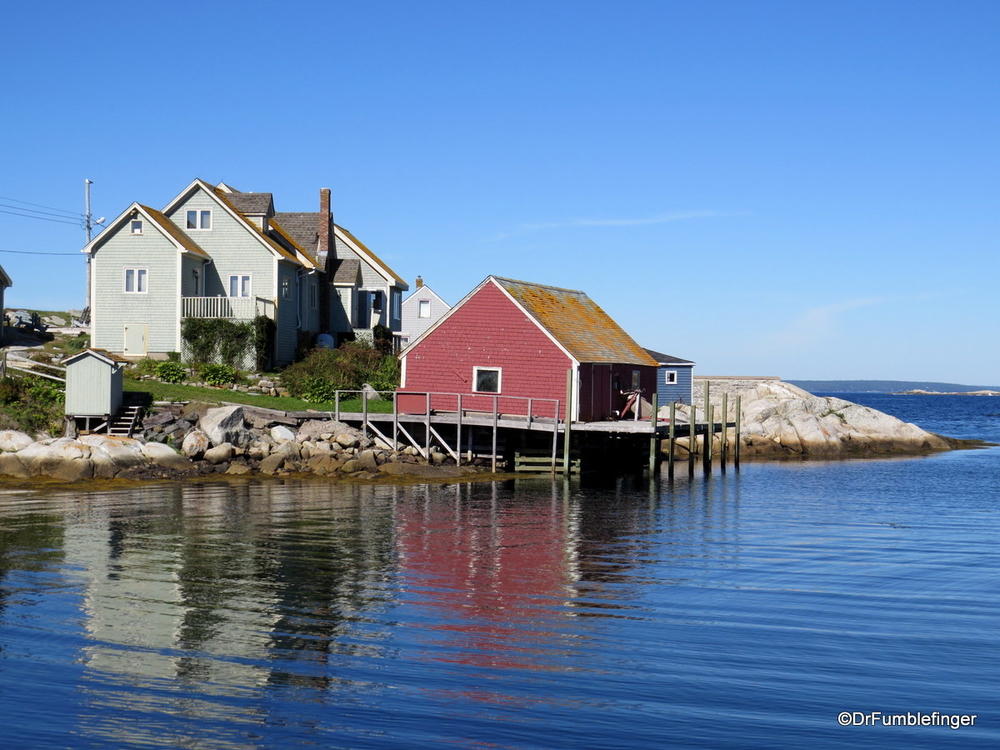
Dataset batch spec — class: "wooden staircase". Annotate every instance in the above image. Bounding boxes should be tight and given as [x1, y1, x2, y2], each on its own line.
[107, 393, 150, 438]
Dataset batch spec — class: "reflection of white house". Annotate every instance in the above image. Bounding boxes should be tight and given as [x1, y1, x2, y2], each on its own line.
[399, 277, 450, 348]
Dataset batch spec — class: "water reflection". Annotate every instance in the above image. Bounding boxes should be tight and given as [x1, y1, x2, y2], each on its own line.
[0, 474, 742, 747]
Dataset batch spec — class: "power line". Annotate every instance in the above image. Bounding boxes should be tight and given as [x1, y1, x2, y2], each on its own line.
[0, 208, 83, 226]
[0, 194, 83, 218]
[0, 248, 80, 256]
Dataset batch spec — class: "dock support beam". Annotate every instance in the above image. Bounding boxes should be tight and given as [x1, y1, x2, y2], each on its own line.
[563, 369, 573, 476]
[648, 393, 658, 475]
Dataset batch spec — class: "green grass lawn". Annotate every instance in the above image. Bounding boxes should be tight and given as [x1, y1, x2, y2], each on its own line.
[124, 377, 395, 414]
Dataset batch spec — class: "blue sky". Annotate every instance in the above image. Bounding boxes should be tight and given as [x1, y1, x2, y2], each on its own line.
[3, 1, 998, 384]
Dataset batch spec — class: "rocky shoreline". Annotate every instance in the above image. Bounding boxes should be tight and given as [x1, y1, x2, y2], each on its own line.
[671, 380, 977, 459]
[0, 403, 493, 483]
[0, 382, 984, 483]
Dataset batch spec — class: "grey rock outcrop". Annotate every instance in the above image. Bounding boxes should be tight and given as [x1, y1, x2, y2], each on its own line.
[667, 380, 952, 458]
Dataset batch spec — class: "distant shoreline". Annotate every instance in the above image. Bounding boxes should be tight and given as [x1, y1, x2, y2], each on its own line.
[790, 380, 1000, 394]
[892, 389, 1000, 397]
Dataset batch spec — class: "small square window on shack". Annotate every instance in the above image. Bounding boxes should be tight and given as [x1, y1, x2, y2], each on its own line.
[474, 367, 501, 393]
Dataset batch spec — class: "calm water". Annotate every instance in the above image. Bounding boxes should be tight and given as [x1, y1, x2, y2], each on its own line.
[1, 395, 998, 748]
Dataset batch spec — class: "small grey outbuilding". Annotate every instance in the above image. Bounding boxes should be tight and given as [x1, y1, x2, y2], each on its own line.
[65, 349, 127, 432]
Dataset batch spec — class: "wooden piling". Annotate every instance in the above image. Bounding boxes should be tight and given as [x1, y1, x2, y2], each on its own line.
[648, 393, 658, 475]
[734, 394, 742, 468]
[667, 401, 676, 478]
[688, 402, 696, 476]
[563, 369, 573, 476]
[704, 403, 714, 473]
[720, 392, 728, 470]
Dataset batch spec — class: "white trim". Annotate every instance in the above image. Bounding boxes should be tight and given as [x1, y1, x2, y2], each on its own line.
[229, 273, 252, 298]
[664, 370, 678, 385]
[123, 267, 148, 294]
[161, 179, 306, 266]
[185, 208, 212, 230]
[473, 366, 502, 394]
[333, 225, 406, 288]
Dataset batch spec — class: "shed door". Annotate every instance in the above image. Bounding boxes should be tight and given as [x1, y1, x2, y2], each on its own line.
[123, 324, 147, 356]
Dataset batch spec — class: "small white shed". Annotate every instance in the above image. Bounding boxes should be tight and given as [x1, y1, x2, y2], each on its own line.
[65, 349, 126, 421]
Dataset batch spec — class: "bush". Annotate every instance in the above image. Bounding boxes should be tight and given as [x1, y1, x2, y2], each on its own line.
[155, 361, 186, 384]
[202, 363, 237, 386]
[66, 333, 90, 353]
[280, 342, 400, 400]
[300, 376, 339, 403]
[133, 357, 161, 376]
[0, 375, 64, 435]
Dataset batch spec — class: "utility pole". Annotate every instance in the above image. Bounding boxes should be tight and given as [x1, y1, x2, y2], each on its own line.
[83, 179, 103, 320]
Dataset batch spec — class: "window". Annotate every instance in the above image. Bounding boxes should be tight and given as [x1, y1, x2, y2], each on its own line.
[418, 299, 431, 318]
[664, 370, 678, 385]
[474, 367, 501, 393]
[391, 290, 401, 320]
[124, 268, 147, 293]
[229, 274, 251, 297]
[309, 283, 318, 309]
[186, 209, 211, 230]
[631, 370, 641, 390]
[281, 276, 291, 300]
[372, 290, 383, 312]
[130, 220, 143, 235]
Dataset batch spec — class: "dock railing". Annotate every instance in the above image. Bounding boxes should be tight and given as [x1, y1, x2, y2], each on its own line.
[320, 389, 562, 473]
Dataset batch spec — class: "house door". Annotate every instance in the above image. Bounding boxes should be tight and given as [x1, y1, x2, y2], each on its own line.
[123, 324, 147, 356]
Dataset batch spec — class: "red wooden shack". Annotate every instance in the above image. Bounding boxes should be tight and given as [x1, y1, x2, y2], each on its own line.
[398, 276, 658, 421]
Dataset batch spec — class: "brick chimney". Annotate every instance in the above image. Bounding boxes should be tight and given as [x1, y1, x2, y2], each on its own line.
[318, 188, 332, 257]
[416, 276, 424, 288]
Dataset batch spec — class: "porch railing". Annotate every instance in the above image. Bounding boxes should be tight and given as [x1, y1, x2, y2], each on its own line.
[182, 296, 275, 320]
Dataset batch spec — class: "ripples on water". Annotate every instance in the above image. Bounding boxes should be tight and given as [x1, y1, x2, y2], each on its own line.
[1, 395, 998, 748]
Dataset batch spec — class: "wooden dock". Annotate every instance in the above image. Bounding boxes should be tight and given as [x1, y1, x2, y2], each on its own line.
[239, 388, 738, 476]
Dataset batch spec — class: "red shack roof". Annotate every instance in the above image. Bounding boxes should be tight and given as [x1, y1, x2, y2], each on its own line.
[490, 276, 658, 367]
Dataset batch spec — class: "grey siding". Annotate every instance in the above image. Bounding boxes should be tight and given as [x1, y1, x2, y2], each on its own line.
[91, 223, 180, 355]
[165, 190, 275, 302]
[400, 287, 450, 345]
[65, 355, 123, 416]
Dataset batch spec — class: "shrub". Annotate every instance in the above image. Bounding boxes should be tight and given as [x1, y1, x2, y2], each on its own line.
[155, 361, 186, 384]
[66, 333, 90, 353]
[280, 342, 400, 400]
[300, 376, 339, 404]
[134, 357, 161, 376]
[202, 363, 237, 386]
[0, 375, 64, 435]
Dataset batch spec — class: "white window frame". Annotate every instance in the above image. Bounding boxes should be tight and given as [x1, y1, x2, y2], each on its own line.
[229, 274, 251, 298]
[418, 299, 431, 318]
[473, 366, 502, 394]
[123, 267, 148, 294]
[186, 209, 212, 230]
[392, 289, 402, 320]
[130, 220, 143, 235]
[664, 370, 678, 385]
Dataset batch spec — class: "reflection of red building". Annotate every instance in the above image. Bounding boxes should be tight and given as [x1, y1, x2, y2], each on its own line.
[394, 488, 576, 672]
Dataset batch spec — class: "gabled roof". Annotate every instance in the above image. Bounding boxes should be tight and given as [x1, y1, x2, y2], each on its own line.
[272, 211, 324, 269]
[492, 277, 657, 366]
[330, 258, 361, 285]
[82, 203, 210, 259]
[222, 190, 274, 216]
[644, 349, 694, 366]
[65, 348, 130, 367]
[402, 276, 657, 367]
[402, 284, 449, 308]
[268, 218, 318, 269]
[336, 225, 408, 289]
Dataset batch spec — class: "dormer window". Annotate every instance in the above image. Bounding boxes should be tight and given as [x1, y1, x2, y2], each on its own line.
[130, 220, 143, 235]
[186, 210, 211, 230]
